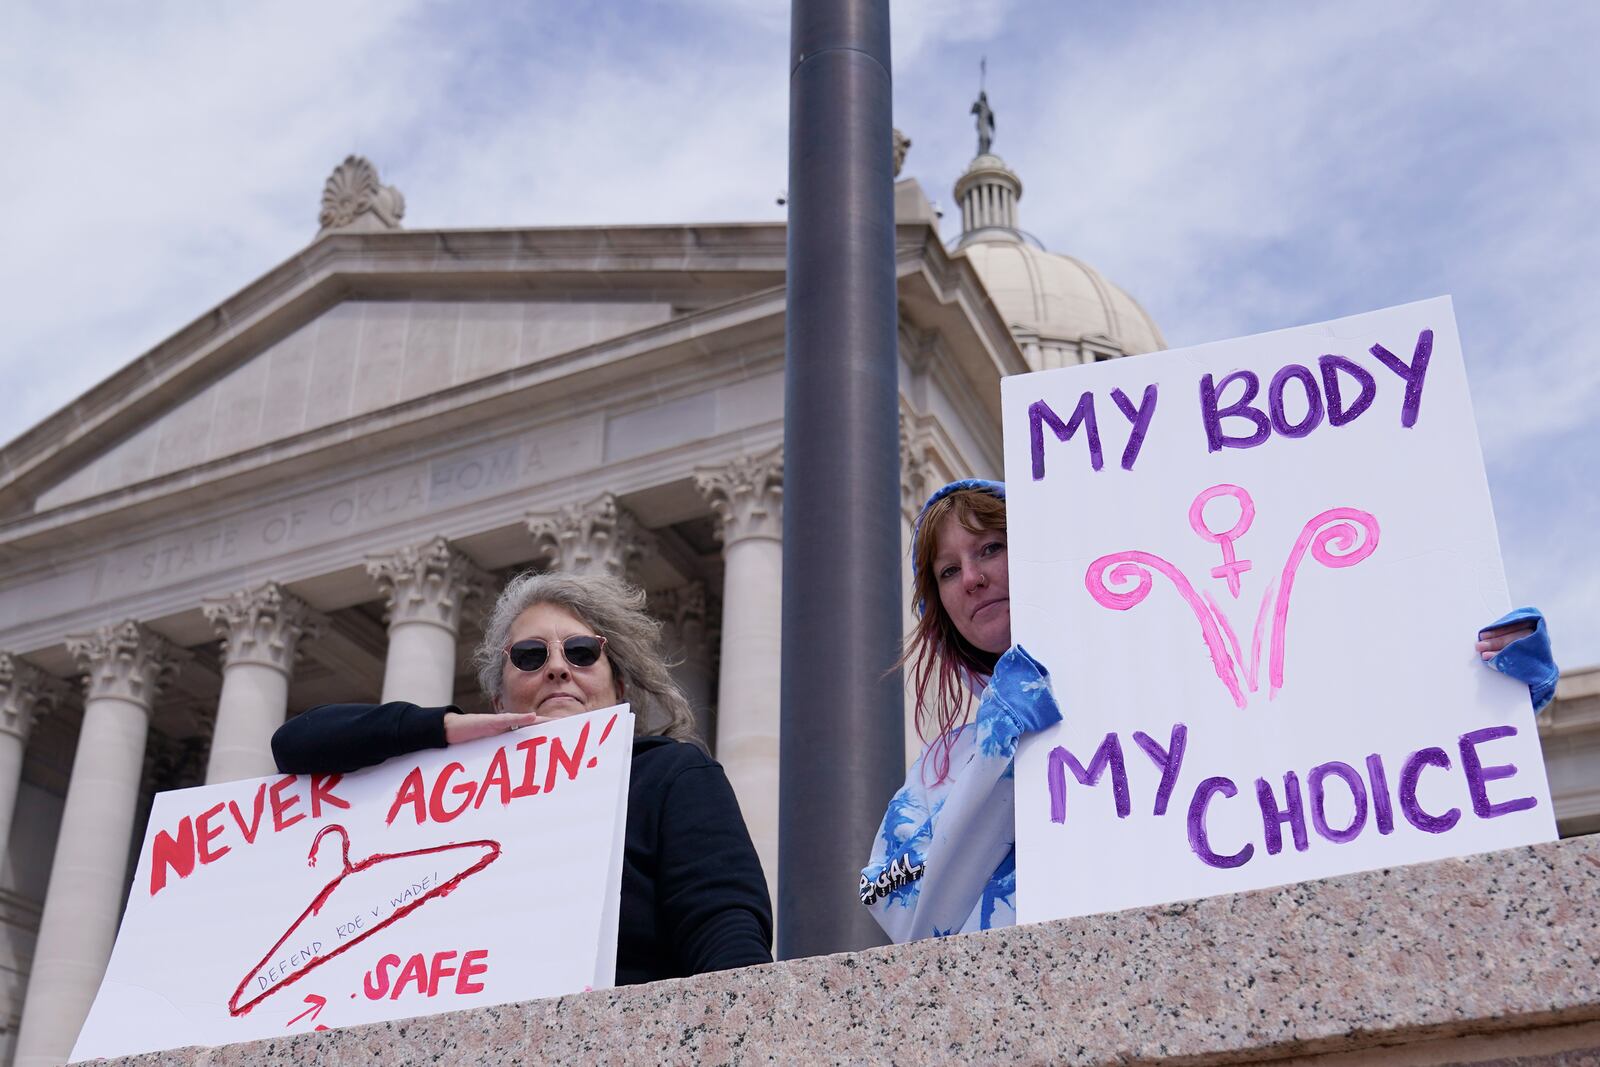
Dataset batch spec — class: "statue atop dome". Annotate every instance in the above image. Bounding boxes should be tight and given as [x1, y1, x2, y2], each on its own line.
[971, 57, 997, 157]
[950, 68, 1166, 367]
[955, 70, 1020, 241]
[971, 88, 995, 158]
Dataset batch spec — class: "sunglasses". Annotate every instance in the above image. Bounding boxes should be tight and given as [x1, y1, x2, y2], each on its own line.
[503, 635, 608, 673]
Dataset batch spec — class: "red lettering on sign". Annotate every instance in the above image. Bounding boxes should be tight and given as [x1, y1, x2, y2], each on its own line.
[310, 774, 351, 817]
[475, 748, 512, 810]
[149, 817, 196, 896]
[363, 954, 401, 1000]
[511, 736, 546, 798]
[360, 949, 489, 1000]
[393, 953, 429, 999]
[196, 802, 231, 864]
[229, 785, 267, 844]
[429, 762, 473, 824]
[457, 949, 489, 994]
[425, 951, 459, 996]
[269, 775, 305, 832]
[544, 721, 590, 792]
[386, 768, 426, 826]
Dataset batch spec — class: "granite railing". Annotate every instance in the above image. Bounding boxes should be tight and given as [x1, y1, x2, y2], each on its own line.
[109, 834, 1600, 1066]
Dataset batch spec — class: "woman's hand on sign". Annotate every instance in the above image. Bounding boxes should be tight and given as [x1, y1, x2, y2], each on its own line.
[1476, 621, 1536, 661]
[443, 710, 548, 745]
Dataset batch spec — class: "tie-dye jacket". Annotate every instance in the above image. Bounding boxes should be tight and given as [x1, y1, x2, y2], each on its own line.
[858, 608, 1556, 944]
[1483, 607, 1559, 712]
[860, 645, 1061, 942]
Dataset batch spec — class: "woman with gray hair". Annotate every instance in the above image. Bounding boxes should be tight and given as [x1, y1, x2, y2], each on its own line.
[273, 571, 773, 984]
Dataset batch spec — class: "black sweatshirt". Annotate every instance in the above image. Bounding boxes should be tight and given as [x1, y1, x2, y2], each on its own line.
[271, 702, 773, 985]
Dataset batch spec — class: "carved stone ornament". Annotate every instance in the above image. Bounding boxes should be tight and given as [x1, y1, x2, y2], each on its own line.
[366, 536, 493, 634]
[65, 620, 187, 708]
[652, 581, 710, 653]
[0, 654, 71, 742]
[142, 730, 211, 794]
[526, 493, 656, 579]
[695, 448, 783, 545]
[893, 128, 912, 178]
[899, 414, 937, 523]
[202, 582, 327, 674]
[317, 155, 406, 236]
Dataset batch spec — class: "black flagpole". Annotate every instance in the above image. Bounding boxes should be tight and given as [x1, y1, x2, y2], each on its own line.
[779, 0, 905, 957]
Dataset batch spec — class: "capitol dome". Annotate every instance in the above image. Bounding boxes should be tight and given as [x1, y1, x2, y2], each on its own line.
[949, 138, 1165, 370]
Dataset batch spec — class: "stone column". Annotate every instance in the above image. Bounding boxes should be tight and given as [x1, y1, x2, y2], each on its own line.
[14, 621, 184, 1067]
[655, 582, 715, 746]
[0, 654, 70, 863]
[201, 582, 326, 783]
[366, 537, 492, 707]
[695, 449, 783, 904]
[526, 491, 655, 579]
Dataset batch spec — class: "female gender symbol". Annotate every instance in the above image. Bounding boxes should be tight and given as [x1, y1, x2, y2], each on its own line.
[1188, 484, 1255, 597]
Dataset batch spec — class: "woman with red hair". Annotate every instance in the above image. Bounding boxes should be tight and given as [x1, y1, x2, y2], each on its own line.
[861, 478, 1559, 944]
[859, 479, 1057, 942]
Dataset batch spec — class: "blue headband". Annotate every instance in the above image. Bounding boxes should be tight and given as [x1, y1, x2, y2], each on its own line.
[912, 479, 1006, 615]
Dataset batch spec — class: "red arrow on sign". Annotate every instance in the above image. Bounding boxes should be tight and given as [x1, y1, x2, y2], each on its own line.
[286, 993, 328, 1030]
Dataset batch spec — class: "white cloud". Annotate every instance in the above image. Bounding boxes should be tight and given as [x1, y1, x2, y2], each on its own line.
[0, 0, 442, 436]
[2, 0, 1595, 666]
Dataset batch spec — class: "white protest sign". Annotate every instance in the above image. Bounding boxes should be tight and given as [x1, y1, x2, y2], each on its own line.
[71, 705, 633, 1062]
[1004, 297, 1556, 925]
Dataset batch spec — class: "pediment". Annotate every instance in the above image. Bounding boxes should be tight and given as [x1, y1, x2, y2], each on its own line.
[0, 224, 789, 522]
[0, 221, 1019, 535]
[35, 297, 675, 513]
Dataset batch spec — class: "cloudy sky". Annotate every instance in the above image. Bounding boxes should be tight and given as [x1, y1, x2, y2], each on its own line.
[2, 1, 1596, 668]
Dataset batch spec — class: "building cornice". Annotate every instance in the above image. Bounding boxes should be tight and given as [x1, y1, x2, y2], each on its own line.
[0, 283, 789, 554]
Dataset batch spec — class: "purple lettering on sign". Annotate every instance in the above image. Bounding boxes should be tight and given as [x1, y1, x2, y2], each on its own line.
[1399, 747, 1461, 834]
[1458, 725, 1537, 819]
[1131, 723, 1188, 817]
[1188, 776, 1252, 869]
[1046, 734, 1130, 824]
[1199, 370, 1270, 453]
[1255, 772, 1309, 855]
[1029, 394, 1102, 480]
[1368, 328, 1433, 428]
[1318, 354, 1377, 427]
[1267, 364, 1325, 439]
[1366, 753, 1395, 835]
[1308, 761, 1368, 844]
[1110, 384, 1159, 471]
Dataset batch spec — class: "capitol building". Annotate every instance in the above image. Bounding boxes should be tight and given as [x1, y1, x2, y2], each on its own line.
[0, 120, 1593, 1066]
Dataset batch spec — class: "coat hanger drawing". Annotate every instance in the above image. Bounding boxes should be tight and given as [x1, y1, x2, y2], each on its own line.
[229, 824, 501, 1017]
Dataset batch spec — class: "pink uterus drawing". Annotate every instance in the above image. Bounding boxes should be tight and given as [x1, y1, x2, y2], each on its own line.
[1085, 484, 1379, 709]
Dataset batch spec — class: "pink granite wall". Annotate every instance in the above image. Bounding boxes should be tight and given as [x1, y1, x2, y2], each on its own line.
[104, 835, 1600, 1066]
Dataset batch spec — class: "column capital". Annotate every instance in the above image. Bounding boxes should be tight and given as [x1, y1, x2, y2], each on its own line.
[202, 582, 327, 674]
[366, 536, 494, 634]
[0, 654, 72, 743]
[695, 448, 783, 545]
[900, 415, 937, 524]
[525, 492, 656, 579]
[65, 621, 187, 708]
